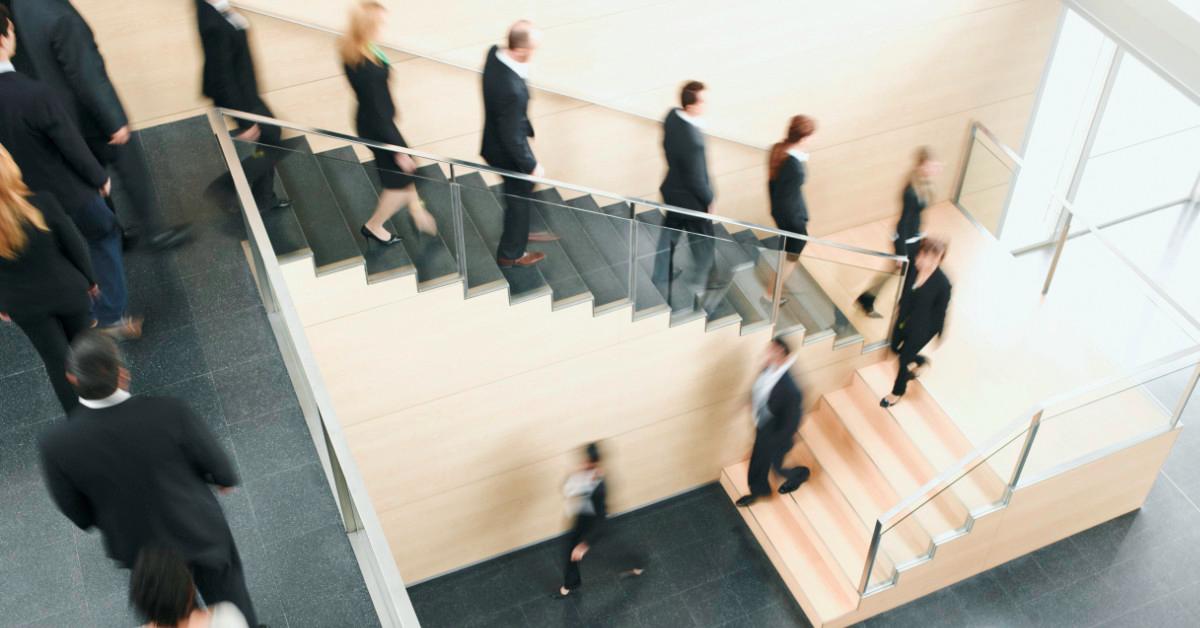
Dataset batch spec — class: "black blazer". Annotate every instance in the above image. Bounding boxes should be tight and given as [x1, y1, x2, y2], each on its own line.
[571, 476, 608, 544]
[761, 370, 803, 442]
[0, 193, 94, 318]
[10, 0, 129, 140]
[0, 71, 108, 213]
[480, 45, 536, 173]
[894, 267, 951, 346]
[345, 57, 406, 148]
[660, 109, 712, 211]
[769, 155, 809, 224]
[895, 184, 926, 245]
[39, 396, 240, 569]
[195, 1, 260, 113]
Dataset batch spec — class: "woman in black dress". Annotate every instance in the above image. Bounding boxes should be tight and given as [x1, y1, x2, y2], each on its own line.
[857, 147, 942, 316]
[340, 1, 436, 244]
[880, 237, 951, 408]
[0, 145, 98, 412]
[763, 115, 817, 305]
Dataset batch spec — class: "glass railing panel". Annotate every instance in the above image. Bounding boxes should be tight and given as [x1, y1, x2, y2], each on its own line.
[791, 239, 906, 349]
[955, 129, 1019, 237]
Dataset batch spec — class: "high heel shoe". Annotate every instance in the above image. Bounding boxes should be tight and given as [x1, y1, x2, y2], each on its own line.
[361, 225, 402, 246]
[880, 395, 902, 408]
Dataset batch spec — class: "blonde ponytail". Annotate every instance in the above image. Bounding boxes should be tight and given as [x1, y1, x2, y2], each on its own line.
[0, 144, 47, 260]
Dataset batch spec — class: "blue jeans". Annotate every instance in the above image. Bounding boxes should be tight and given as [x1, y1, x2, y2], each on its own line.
[72, 194, 128, 326]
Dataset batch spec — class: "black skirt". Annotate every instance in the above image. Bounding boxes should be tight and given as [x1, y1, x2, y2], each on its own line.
[367, 145, 415, 190]
[774, 213, 808, 255]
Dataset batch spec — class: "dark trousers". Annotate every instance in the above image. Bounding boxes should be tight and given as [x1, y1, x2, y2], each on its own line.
[72, 195, 128, 326]
[87, 134, 162, 234]
[652, 214, 717, 299]
[857, 235, 914, 312]
[12, 309, 93, 413]
[747, 430, 804, 497]
[561, 520, 591, 591]
[889, 331, 929, 396]
[191, 545, 258, 627]
[496, 175, 534, 260]
[212, 101, 285, 212]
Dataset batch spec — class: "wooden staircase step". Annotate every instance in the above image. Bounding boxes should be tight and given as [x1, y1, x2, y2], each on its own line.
[827, 381, 971, 539]
[721, 462, 858, 623]
[858, 362, 1009, 513]
[787, 442, 896, 588]
[800, 401, 932, 566]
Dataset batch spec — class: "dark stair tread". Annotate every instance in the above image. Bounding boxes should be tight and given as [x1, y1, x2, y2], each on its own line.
[453, 174, 550, 303]
[409, 165, 507, 296]
[708, 223, 774, 334]
[735, 231, 847, 344]
[234, 142, 308, 260]
[631, 209, 742, 328]
[276, 137, 362, 274]
[757, 234, 862, 345]
[596, 202, 669, 318]
[360, 161, 464, 290]
[532, 189, 629, 313]
[316, 147, 413, 282]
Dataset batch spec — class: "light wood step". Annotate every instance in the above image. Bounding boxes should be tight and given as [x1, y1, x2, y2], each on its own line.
[800, 401, 932, 567]
[786, 442, 896, 588]
[827, 382, 971, 539]
[858, 362, 1009, 513]
[721, 462, 858, 623]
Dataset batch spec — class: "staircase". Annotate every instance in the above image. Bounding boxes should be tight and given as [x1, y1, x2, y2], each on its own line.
[253, 135, 867, 349]
[720, 361, 1010, 627]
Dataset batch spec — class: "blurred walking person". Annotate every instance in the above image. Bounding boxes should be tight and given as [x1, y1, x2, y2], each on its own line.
[0, 145, 97, 412]
[39, 332, 258, 625]
[341, 0, 436, 244]
[736, 337, 809, 507]
[880, 237, 951, 408]
[0, 8, 141, 338]
[557, 443, 643, 597]
[481, 20, 556, 268]
[856, 147, 942, 317]
[10, 0, 191, 250]
[130, 547, 249, 628]
[763, 115, 817, 306]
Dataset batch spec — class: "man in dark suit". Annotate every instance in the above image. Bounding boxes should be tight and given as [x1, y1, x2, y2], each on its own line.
[480, 20, 556, 268]
[9, 0, 190, 251]
[196, 0, 288, 213]
[0, 8, 141, 338]
[737, 337, 810, 507]
[38, 332, 259, 626]
[653, 80, 722, 310]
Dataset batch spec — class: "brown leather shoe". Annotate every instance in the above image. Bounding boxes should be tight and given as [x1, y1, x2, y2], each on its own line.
[528, 231, 559, 242]
[498, 251, 546, 267]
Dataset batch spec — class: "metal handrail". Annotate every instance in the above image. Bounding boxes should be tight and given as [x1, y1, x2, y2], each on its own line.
[971, 120, 1024, 167]
[215, 107, 908, 263]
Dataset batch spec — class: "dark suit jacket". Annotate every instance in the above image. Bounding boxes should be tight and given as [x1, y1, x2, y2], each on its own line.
[39, 396, 239, 568]
[0, 71, 108, 213]
[345, 57, 406, 148]
[894, 266, 951, 347]
[769, 155, 809, 225]
[10, 0, 128, 140]
[195, 1, 261, 114]
[0, 193, 94, 318]
[761, 370, 803, 444]
[480, 45, 536, 173]
[660, 109, 713, 211]
[895, 183, 926, 246]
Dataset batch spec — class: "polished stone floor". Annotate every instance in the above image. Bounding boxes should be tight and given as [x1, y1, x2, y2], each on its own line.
[0, 117, 376, 627]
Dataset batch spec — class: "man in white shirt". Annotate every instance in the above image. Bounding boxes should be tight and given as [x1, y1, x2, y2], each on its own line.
[737, 337, 810, 507]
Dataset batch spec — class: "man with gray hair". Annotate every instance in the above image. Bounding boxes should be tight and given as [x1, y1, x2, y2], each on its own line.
[38, 331, 259, 626]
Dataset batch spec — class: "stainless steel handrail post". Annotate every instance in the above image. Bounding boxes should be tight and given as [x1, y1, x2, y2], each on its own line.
[1007, 410, 1044, 490]
[883, 253, 910, 346]
[628, 205, 638, 314]
[952, 122, 979, 207]
[1041, 204, 1072, 296]
[770, 241, 786, 329]
[448, 164, 469, 298]
[857, 520, 884, 597]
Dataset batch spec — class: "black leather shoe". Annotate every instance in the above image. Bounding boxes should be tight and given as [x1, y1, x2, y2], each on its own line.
[735, 495, 758, 508]
[148, 225, 192, 251]
[361, 225, 402, 246]
[121, 226, 141, 250]
[880, 396, 902, 408]
[271, 198, 293, 211]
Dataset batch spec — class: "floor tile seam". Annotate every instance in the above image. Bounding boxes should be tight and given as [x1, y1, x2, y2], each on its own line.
[0, 362, 44, 379]
[1160, 470, 1200, 514]
[1081, 591, 1187, 628]
[70, 528, 95, 623]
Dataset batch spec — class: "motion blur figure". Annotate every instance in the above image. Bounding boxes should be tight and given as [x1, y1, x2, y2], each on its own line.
[557, 443, 643, 597]
[0, 144, 97, 412]
[481, 20, 556, 268]
[130, 547, 249, 628]
[341, 0, 437, 245]
[736, 337, 810, 507]
[764, 115, 817, 306]
[9, 0, 191, 251]
[0, 7, 141, 339]
[856, 147, 942, 317]
[880, 237, 952, 408]
[38, 332, 259, 626]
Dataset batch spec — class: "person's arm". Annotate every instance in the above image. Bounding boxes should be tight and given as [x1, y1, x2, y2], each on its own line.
[39, 444, 96, 530]
[176, 401, 239, 488]
[41, 195, 96, 285]
[49, 13, 129, 137]
[494, 89, 538, 174]
[680, 136, 714, 208]
[198, 22, 251, 112]
[36, 88, 108, 190]
[581, 481, 607, 545]
[932, 280, 951, 338]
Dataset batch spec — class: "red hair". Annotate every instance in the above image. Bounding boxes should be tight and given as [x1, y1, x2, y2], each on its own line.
[769, 115, 816, 180]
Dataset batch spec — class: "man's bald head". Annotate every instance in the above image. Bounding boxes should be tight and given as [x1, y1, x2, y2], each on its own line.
[506, 20, 541, 62]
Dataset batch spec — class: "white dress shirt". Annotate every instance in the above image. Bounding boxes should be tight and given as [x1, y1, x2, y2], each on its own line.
[787, 148, 810, 162]
[495, 48, 530, 80]
[0, 61, 15, 74]
[209, 0, 249, 30]
[751, 357, 797, 428]
[78, 389, 132, 410]
[676, 109, 705, 129]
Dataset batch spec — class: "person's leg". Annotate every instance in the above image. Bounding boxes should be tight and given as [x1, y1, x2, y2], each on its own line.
[651, 218, 682, 295]
[497, 176, 533, 260]
[746, 435, 772, 497]
[190, 547, 259, 627]
[892, 344, 921, 397]
[771, 439, 809, 492]
[363, 188, 409, 240]
[71, 195, 129, 328]
[561, 528, 585, 593]
[12, 315, 76, 413]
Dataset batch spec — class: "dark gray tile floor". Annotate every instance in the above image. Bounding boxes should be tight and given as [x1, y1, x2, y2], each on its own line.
[408, 401, 1200, 628]
[0, 116, 376, 627]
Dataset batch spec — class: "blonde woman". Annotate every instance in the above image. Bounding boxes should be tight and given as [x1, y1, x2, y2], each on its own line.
[0, 145, 98, 412]
[341, 0, 436, 244]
